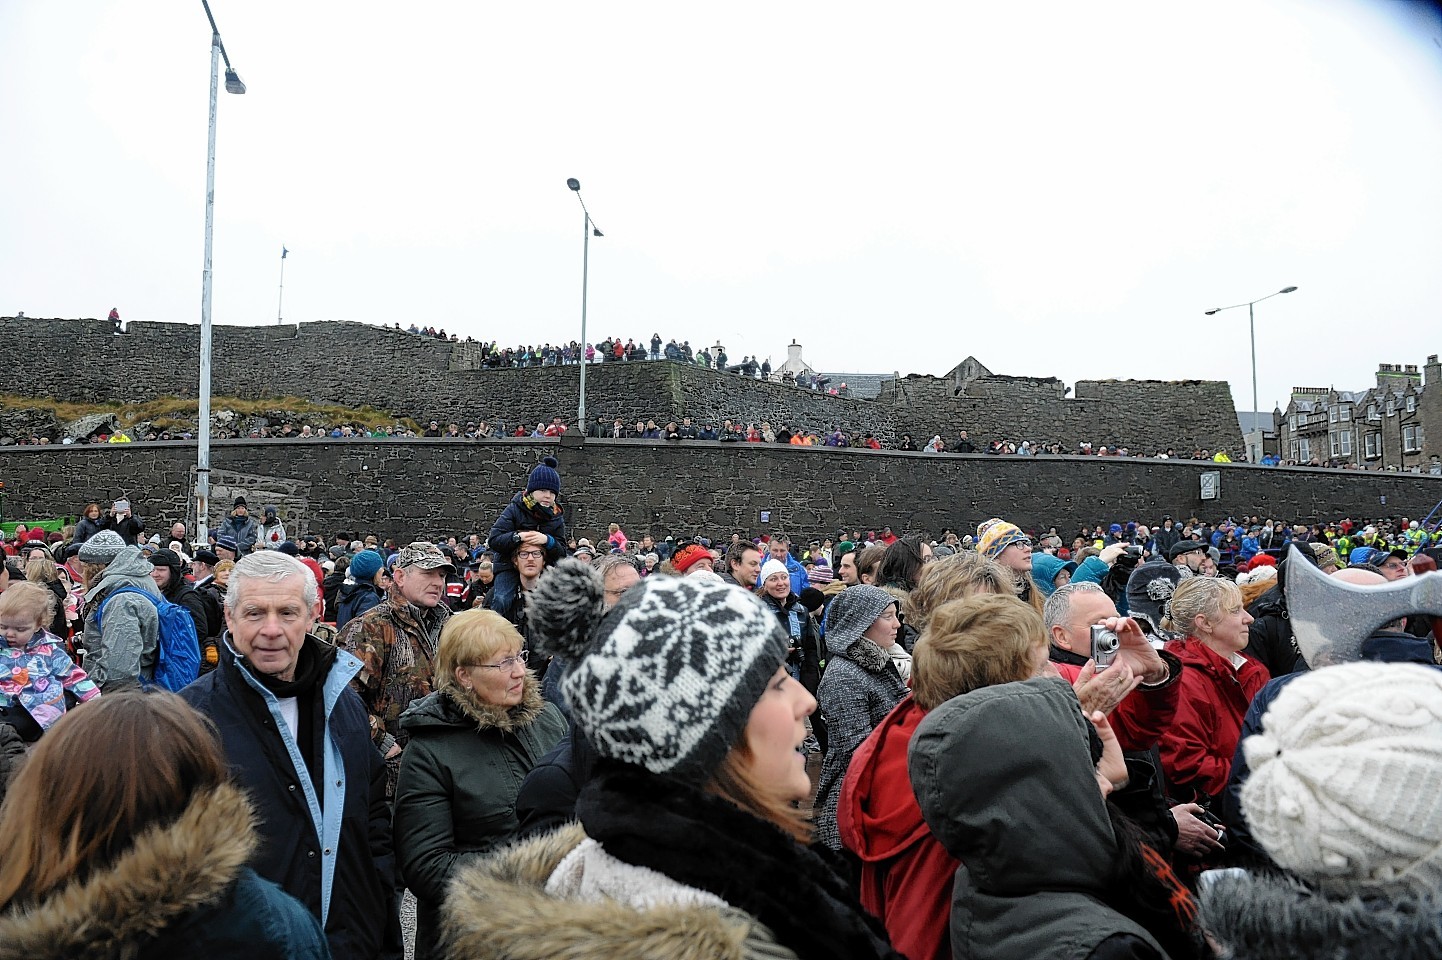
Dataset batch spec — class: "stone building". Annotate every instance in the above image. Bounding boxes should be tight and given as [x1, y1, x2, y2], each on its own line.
[1275, 355, 1439, 473]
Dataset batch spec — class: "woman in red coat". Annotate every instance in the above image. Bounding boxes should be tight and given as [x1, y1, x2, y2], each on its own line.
[1158, 577, 1270, 804]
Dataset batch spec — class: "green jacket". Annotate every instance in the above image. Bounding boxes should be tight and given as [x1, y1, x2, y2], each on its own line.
[394, 676, 565, 960]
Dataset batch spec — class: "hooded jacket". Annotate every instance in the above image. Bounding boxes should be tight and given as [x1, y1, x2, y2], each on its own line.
[0, 783, 328, 960]
[837, 696, 956, 960]
[79, 546, 161, 692]
[218, 513, 259, 555]
[909, 677, 1170, 960]
[814, 620, 909, 850]
[1158, 638, 1269, 803]
[394, 676, 566, 960]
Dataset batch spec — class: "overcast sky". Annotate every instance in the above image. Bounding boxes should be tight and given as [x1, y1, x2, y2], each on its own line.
[3, 0, 1440, 414]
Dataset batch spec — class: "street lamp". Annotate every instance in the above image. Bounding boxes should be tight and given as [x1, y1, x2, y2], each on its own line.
[567, 178, 603, 429]
[1204, 285, 1297, 419]
[196, 0, 245, 547]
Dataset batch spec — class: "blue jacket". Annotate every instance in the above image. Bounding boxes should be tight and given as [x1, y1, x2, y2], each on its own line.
[755, 550, 809, 596]
[181, 638, 400, 960]
[336, 580, 384, 630]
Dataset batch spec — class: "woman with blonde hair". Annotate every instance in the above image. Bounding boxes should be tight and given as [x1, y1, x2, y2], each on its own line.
[904, 550, 1011, 635]
[0, 691, 327, 958]
[976, 518, 1045, 616]
[1158, 576, 1270, 804]
[443, 559, 900, 960]
[394, 609, 567, 959]
[23, 555, 71, 642]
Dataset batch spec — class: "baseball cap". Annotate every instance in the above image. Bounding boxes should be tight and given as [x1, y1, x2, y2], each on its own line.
[395, 541, 456, 573]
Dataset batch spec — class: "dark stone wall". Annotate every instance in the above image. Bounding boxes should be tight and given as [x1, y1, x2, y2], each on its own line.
[0, 317, 1241, 453]
[2, 439, 1436, 544]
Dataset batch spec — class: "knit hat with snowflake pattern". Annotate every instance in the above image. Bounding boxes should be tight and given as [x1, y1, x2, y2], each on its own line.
[528, 557, 788, 782]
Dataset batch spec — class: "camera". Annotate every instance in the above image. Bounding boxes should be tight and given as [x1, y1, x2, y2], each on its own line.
[1090, 625, 1120, 670]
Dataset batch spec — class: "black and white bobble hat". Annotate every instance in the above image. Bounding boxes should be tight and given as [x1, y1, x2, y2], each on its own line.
[529, 558, 788, 782]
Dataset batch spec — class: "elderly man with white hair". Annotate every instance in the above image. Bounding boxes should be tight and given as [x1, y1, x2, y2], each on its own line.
[181, 550, 400, 960]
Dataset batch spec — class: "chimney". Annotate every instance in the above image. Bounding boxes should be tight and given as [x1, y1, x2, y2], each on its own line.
[787, 341, 803, 365]
[1426, 354, 1441, 386]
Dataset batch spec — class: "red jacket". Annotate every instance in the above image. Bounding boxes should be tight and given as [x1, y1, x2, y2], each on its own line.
[1049, 648, 1184, 753]
[1159, 637, 1270, 802]
[837, 697, 955, 960]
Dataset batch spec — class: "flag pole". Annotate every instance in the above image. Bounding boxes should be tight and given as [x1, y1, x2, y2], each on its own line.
[276, 246, 287, 325]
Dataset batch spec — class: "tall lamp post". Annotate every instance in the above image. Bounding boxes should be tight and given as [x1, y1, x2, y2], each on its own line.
[1204, 285, 1298, 420]
[196, 0, 246, 546]
[566, 178, 603, 428]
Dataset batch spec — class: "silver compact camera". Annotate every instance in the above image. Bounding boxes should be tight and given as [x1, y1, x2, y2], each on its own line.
[1090, 625, 1120, 670]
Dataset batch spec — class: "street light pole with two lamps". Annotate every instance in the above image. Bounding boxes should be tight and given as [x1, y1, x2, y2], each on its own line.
[566, 178, 603, 429]
[195, 0, 245, 547]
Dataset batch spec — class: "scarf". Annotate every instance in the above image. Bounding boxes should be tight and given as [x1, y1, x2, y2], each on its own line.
[576, 762, 902, 960]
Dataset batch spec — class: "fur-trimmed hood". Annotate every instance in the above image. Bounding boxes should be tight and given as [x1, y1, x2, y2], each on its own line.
[400, 671, 547, 736]
[0, 783, 257, 959]
[442, 825, 780, 960]
[1199, 869, 1442, 960]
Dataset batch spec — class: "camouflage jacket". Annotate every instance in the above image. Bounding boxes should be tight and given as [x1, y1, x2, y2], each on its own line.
[335, 591, 452, 747]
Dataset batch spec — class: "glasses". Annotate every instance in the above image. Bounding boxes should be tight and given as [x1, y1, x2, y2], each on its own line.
[470, 650, 528, 671]
[515, 549, 546, 560]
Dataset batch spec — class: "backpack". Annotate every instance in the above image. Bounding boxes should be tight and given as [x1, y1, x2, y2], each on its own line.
[96, 586, 201, 692]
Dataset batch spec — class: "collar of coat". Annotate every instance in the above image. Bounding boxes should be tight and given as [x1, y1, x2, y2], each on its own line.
[1199, 870, 1442, 960]
[840, 636, 892, 674]
[0, 784, 257, 958]
[438, 671, 547, 734]
[443, 823, 772, 960]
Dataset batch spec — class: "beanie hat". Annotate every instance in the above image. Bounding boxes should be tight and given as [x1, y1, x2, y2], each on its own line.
[977, 518, 1028, 560]
[77, 530, 126, 565]
[215, 535, 240, 555]
[149, 548, 183, 578]
[1307, 542, 1339, 569]
[278, 540, 299, 556]
[760, 558, 790, 584]
[349, 549, 385, 583]
[528, 558, 787, 782]
[823, 584, 898, 654]
[671, 543, 712, 574]
[1125, 560, 1182, 630]
[233, 496, 247, 508]
[1242, 662, 1442, 896]
[527, 456, 561, 495]
[1248, 553, 1278, 570]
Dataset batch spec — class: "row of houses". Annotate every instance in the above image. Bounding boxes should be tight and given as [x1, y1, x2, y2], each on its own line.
[1264, 354, 1440, 471]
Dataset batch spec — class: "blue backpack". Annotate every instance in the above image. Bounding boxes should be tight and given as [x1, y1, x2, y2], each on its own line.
[96, 586, 202, 692]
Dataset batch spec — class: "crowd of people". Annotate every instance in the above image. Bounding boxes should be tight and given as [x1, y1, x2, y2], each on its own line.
[1, 461, 1440, 959]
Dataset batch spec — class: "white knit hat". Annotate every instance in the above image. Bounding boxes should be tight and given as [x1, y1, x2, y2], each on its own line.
[1242, 662, 1442, 895]
[759, 558, 790, 585]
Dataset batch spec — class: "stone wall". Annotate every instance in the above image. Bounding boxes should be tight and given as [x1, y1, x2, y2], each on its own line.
[2, 439, 1436, 544]
[0, 316, 1240, 453]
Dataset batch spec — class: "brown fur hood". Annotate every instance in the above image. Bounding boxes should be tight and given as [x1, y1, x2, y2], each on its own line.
[441, 824, 796, 960]
[0, 783, 257, 959]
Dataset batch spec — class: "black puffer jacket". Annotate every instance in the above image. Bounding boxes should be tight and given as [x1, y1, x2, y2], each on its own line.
[1242, 549, 1320, 677]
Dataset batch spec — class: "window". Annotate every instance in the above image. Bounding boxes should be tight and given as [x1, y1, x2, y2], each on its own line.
[1405, 426, 1420, 452]
[1329, 407, 1338, 423]
[1291, 441, 1300, 461]
[1366, 433, 1380, 458]
[1340, 405, 1351, 421]
[1368, 404, 1379, 420]
[1407, 396, 1417, 413]
[1387, 400, 1396, 416]
[1340, 432, 1352, 456]
[1330, 435, 1340, 457]
[1291, 415, 1300, 431]
[1299, 438, 1311, 462]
